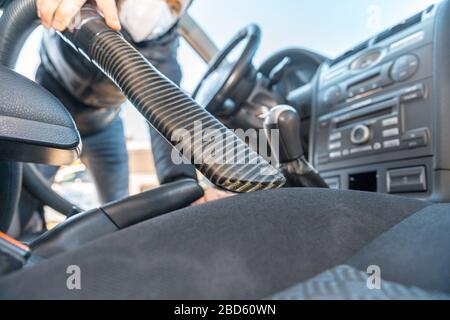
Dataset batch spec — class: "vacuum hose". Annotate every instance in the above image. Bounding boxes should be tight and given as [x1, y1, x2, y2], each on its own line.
[0, 1, 285, 193]
[62, 6, 285, 192]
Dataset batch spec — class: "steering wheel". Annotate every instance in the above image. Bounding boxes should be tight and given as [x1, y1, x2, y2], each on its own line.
[193, 24, 261, 116]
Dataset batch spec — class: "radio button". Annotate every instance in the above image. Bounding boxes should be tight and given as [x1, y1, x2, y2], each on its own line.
[329, 142, 342, 150]
[382, 117, 399, 127]
[383, 128, 400, 138]
[401, 129, 428, 148]
[402, 92, 421, 102]
[350, 125, 371, 145]
[330, 151, 342, 159]
[402, 130, 427, 141]
[404, 83, 424, 93]
[384, 139, 401, 149]
[401, 83, 425, 102]
[350, 145, 373, 154]
[329, 132, 342, 141]
[406, 139, 427, 149]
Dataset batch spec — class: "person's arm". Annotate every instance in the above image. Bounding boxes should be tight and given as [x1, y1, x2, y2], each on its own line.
[37, 0, 121, 31]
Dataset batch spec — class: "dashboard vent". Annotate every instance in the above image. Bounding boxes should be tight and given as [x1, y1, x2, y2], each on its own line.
[374, 11, 423, 44]
[425, 4, 435, 14]
[330, 40, 370, 67]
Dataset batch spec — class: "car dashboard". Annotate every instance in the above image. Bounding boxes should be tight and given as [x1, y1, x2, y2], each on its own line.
[308, 2, 450, 202]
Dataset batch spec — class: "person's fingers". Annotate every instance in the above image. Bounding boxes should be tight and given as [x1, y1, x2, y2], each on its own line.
[209, 192, 222, 201]
[95, 0, 121, 30]
[36, 0, 43, 17]
[192, 189, 234, 205]
[37, 0, 63, 29]
[193, 197, 206, 205]
[52, 0, 87, 31]
[210, 189, 234, 200]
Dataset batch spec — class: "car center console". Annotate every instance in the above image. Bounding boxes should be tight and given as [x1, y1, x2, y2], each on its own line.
[310, 2, 450, 201]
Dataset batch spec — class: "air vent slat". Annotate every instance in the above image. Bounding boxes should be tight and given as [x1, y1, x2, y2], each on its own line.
[374, 11, 423, 44]
[330, 40, 370, 67]
[425, 4, 435, 14]
[329, 8, 427, 68]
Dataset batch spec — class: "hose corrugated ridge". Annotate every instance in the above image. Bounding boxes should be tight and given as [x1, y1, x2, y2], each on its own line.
[88, 31, 285, 192]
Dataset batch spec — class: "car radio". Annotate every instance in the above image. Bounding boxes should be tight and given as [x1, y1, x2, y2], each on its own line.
[317, 82, 429, 165]
[310, 2, 450, 201]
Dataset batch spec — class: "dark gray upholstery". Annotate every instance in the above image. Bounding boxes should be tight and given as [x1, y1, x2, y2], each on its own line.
[0, 189, 427, 300]
[349, 204, 450, 294]
[270, 265, 450, 300]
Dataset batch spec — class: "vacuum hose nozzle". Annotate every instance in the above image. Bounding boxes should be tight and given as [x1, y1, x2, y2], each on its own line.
[61, 6, 285, 193]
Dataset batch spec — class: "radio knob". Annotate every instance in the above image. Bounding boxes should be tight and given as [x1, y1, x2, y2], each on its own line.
[351, 125, 371, 145]
[390, 54, 419, 82]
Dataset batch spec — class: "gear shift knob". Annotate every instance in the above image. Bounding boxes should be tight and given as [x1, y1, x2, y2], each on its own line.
[264, 105, 329, 189]
[263, 105, 304, 163]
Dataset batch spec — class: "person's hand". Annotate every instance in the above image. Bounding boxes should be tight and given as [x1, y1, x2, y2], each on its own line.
[37, 0, 121, 32]
[193, 188, 234, 205]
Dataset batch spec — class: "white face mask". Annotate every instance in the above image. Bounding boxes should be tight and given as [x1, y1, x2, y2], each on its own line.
[119, 0, 189, 43]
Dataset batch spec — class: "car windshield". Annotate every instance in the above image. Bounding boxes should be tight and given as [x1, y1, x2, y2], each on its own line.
[11, 0, 443, 204]
[180, 0, 441, 90]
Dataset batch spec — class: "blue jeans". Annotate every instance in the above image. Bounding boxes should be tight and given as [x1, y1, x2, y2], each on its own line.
[80, 116, 129, 203]
[40, 116, 129, 204]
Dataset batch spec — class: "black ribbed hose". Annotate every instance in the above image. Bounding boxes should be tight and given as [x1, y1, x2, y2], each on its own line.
[63, 6, 285, 193]
[0, 1, 285, 193]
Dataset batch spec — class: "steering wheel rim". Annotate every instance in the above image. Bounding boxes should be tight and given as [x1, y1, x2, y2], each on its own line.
[193, 24, 261, 115]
